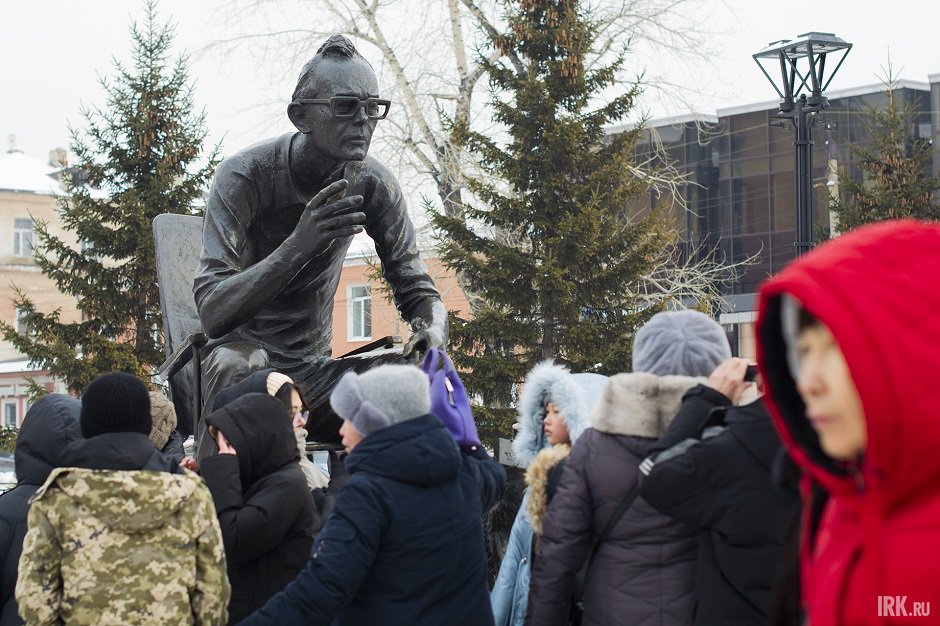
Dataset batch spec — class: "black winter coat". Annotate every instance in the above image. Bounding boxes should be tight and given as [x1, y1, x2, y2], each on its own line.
[0, 395, 82, 626]
[236, 413, 506, 626]
[201, 393, 317, 624]
[161, 430, 186, 466]
[639, 386, 798, 625]
[58, 431, 182, 474]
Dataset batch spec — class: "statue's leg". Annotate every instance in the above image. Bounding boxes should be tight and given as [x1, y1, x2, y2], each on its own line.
[197, 342, 270, 459]
[295, 349, 406, 443]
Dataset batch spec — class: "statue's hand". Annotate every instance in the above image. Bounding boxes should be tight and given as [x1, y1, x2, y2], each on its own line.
[403, 326, 445, 359]
[291, 179, 366, 257]
[403, 300, 448, 360]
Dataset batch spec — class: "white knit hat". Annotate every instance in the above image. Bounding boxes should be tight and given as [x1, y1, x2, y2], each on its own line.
[266, 372, 294, 396]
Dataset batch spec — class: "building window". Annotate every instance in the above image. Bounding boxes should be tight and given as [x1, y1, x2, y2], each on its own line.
[2, 401, 16, 428]
[15, 309, 28, 335]
[80, 239, 100, 260]
[348, 285, 372, 341]
[13, 218, 35, 257]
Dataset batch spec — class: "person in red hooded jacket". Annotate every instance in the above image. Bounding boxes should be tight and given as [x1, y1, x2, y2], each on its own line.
[756, 219, 940, 626]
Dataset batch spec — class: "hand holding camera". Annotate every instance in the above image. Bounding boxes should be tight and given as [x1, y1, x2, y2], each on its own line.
[706, 358, 756, 404]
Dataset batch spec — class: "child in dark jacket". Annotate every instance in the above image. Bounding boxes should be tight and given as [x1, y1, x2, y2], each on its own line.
[237, 364, 506, 626]
[526, 310, 730, 626]
[639, 358, 798, 625]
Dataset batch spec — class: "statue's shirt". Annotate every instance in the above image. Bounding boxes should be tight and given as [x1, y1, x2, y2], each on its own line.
[194, 133, 440, 363]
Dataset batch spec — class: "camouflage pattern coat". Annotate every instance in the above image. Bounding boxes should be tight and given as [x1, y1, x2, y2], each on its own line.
[15, 468, 230, 626]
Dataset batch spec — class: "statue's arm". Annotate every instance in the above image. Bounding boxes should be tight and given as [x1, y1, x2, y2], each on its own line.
[366, 169, 447, 352]
[193, 171, 305, 339]
[194, 169, 364, 340]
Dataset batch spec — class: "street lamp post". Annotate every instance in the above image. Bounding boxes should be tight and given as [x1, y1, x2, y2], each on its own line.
[754, 32, 851, 257]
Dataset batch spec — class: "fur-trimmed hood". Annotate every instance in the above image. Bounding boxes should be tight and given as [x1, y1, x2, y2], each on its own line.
[525, 443, 571, 535]
[591, 372, 704, 438]
[512, 361, 605, 467]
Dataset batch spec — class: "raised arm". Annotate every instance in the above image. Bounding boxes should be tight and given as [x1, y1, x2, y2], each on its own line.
[194, 168, 365, 339]
[200, 455, 307, 564]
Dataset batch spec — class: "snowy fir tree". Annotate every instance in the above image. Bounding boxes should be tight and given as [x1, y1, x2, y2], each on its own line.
[433, 0, 677, 443]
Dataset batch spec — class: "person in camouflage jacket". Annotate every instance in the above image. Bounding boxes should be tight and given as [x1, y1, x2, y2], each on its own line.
[15, 373, 231, 626]
[16, 469, 230, 626]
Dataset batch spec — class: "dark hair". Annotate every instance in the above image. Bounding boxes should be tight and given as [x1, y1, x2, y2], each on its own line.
[797, 307, 821, 332]
[292, 34, 370, 101]
[316, 34, 358, 59]
[274, 382, 305, 413]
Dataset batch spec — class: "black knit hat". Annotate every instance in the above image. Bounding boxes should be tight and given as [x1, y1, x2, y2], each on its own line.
[80, 373, 152, 439]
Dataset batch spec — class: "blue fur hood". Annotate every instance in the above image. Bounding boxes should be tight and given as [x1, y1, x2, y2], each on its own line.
[511, 361, 606, 466]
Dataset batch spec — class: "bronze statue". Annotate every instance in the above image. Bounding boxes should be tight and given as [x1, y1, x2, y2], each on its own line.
[194, 35, 446, 448]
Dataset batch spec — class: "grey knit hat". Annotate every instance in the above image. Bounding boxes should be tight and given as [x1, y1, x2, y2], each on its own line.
[632, 310, 731, 377]
[329, 364, 431, 437]
[148, 391, 177, 450]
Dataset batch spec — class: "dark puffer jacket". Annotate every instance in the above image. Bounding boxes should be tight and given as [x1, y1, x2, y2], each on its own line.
[0, 395, 82, 626]
[640, 386, 798, 625]
[58, 431, 182, 474]
[525, 373, 699, 626]
[201, 393, 317, 624]
[236, 413, 506, 626]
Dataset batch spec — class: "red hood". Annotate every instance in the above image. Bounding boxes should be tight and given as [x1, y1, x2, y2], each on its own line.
[757, 219, 940, 509]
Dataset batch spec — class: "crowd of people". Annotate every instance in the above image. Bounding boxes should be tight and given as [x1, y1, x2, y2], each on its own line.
[0, 218, 938, 625]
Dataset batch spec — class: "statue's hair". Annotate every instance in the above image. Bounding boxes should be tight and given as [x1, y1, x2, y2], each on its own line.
[292, 35, 371, 101]
[317, 34, 357, 59]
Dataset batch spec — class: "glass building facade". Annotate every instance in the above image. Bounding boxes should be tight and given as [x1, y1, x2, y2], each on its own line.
[622, 78, 939, 355]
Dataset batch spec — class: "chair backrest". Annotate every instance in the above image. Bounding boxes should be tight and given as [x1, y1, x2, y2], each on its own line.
[153, 213, 204, 355]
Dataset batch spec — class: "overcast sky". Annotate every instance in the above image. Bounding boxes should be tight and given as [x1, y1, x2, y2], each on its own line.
[3, 0, 938, 164]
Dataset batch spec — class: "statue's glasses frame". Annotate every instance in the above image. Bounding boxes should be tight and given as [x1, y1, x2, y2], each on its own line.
[295, 96, 391, 119]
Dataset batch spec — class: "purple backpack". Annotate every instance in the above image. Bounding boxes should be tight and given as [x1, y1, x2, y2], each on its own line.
[420, 348, 481, 450]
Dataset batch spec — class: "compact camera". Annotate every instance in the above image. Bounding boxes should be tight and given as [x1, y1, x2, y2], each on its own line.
[744, 364, 759, 382]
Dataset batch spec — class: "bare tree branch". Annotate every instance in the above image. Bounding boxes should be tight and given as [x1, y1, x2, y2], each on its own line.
[459, 0, 525, 77]
[635, 238, 756, 314]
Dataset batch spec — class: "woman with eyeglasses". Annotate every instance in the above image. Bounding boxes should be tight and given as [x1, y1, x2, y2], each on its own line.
[274, 381, 331, 491]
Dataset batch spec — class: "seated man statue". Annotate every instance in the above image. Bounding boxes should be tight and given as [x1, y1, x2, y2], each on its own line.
[193, 34, 446, 450]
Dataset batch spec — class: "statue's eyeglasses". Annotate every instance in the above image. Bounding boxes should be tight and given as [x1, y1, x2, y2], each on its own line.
[295, 96, 391, 120]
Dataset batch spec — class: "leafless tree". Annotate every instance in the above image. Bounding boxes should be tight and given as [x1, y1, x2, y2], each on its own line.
[638, 238, 757, 314]
[202, 0, 722, 222]
[202, 0, 737, 310]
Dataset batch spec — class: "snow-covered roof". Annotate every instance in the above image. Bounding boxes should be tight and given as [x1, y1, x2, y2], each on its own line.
[346, 232, 377, 260]
[0, 151, 64, 195]
[344, 223, 439, 262]
[0, 360, 45, 375]
[716, 78, 932, 118]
